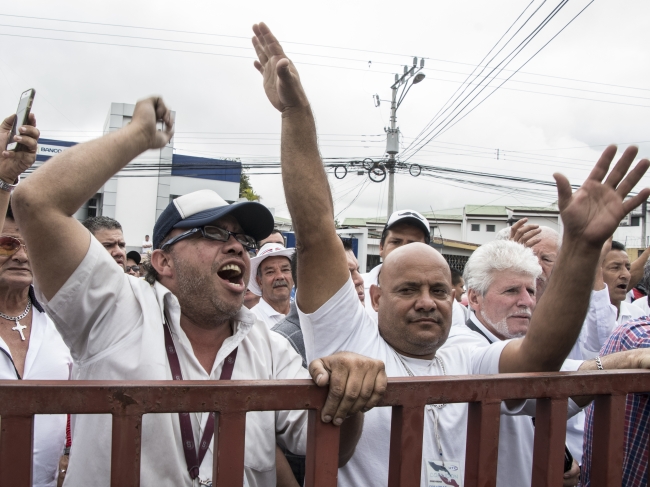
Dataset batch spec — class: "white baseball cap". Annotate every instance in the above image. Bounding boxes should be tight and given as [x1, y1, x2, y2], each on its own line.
[383, 209, 431, 243]
[248, 243, 295, 296]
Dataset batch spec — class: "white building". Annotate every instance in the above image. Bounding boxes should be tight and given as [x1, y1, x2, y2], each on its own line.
[33, 103, 242, 252]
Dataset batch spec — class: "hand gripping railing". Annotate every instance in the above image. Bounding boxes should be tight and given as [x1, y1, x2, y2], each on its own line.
[1, 370, 649, 487]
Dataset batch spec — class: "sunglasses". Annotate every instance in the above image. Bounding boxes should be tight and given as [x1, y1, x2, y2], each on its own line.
[0, 236, 27, 257]
[162, 225, 258, 252]
[126, 265, 140, 272]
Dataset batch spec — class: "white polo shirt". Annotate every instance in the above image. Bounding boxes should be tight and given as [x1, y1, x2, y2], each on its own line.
[300, 276, 534, 487]
[38, 235, 309, 487]
[448, 313, 583, 482]
[0, 293, 72, 487]
[250, 297, 286, 329]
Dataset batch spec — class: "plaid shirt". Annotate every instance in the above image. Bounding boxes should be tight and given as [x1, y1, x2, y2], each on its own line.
[582, 317, 650, 486]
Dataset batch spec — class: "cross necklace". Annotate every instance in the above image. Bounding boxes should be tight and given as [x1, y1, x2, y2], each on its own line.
[0, 298, 32, 341]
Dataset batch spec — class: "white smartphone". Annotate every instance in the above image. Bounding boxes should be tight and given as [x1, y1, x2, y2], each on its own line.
[6, 88, 36, 152]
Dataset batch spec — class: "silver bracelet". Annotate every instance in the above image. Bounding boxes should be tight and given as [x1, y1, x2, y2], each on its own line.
[595, 356, 604, 370]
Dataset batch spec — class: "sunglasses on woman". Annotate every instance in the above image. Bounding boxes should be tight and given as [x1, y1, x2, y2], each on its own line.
[0, 236, 27, 257]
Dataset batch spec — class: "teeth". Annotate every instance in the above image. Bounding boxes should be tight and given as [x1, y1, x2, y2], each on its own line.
[219, 264, 242, 274]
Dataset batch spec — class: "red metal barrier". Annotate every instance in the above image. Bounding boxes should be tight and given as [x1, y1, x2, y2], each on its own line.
[1, 369, 649, 487]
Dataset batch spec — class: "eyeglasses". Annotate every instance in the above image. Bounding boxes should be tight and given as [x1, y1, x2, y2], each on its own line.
[161, 225, 258, 252]
[126, 265, 140, 272]
[0, 236, 27, 257]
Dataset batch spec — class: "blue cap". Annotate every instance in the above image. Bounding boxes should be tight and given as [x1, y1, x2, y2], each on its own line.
[153, 189, 274, 249]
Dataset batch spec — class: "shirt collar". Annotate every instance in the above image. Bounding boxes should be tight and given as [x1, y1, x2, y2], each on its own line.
[258, 297, 286, 318]
[469, 311, 502, 343]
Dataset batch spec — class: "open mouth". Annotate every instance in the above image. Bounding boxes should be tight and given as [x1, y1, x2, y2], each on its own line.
[617, 283, 628, 292]
[217, 264, 245, 291]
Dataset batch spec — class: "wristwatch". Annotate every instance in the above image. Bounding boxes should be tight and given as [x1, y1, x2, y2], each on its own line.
[0, 176, 19, 193]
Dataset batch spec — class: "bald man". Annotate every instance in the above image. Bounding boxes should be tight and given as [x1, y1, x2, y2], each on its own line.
[255, 24, 650, 486]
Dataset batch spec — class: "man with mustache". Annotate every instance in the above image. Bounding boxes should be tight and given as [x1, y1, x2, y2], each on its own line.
[12, 92, 388, 485]
[457, 238, 581, 486]
[250, 20, 650, 486]
[249, 243, 295, 328]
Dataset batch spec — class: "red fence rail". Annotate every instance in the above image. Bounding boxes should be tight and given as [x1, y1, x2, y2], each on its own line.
[1, 369, 649, 487]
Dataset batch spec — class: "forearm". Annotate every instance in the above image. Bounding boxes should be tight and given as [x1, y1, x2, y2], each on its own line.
[275, 445, 299, 487]
[502, 238, 602, 373]
[16, 124, 149, 218]
[338, 412, 363, 467]
[281, 106, 335, 248]
[572, 350, 643, 406]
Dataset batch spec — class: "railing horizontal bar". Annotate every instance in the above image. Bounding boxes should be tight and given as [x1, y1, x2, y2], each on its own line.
[1, 370, 649, 416]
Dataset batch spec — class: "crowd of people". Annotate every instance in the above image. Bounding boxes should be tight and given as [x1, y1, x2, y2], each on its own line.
[1, 22, 650, 487]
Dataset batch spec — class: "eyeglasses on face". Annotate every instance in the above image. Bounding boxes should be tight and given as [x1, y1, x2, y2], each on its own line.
[0, 236, 27, 257]
[161, 225, 258, 252]
[126, 265, 140, 272]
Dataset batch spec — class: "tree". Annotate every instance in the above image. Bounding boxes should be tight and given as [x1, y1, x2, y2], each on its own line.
[239, 168, 260, 201]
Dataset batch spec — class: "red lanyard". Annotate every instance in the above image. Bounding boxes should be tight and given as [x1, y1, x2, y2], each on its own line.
[163, 320, 238, 480]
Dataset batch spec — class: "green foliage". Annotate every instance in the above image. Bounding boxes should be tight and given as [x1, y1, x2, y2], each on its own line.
[239, 169, 260, 201]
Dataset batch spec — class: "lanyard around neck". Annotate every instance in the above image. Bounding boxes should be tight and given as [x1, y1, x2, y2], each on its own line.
[163, 319, 238, 480]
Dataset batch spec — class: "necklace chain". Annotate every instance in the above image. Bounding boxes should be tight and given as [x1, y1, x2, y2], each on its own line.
[0, 297, 31, 322]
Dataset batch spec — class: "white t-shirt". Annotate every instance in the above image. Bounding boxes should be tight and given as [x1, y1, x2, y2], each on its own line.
[141, 240, 153, 254]
[300, 277, 530, 487]
[250, 298, 286, 329]
[362, 263, 467, 327]
[633, 295, 650, 315]
[39, 235, 309, 487]
[0, 299, 72, 487]
[584, 298, 646, 356]
[448, 314, 583, 480]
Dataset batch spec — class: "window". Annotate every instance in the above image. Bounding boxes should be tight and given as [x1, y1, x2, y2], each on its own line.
[471, 224, 480, 232]
[631, 216, 641, 227]
[86, 194, 102, 218]
[486, 224, 496, 232]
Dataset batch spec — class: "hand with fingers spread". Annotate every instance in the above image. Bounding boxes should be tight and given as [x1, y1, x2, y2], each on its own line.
[252, 22, 310, 113]
[130, 97, 174, 150]
[309, 352, 387, 425]
[509, 217, 543, 248]
[0, 113, 40, 183]
[555, 145, 650, 249]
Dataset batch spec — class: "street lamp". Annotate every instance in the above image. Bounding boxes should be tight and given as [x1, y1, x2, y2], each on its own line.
[384, 58, 426, 218]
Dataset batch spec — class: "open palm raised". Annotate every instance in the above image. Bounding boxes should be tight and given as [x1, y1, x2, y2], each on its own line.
[555, 145, 649, 248]
[252, 23, 310, 113]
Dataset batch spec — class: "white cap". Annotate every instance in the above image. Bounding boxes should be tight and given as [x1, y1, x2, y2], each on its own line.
[248, 243, 295, 296]
[384, 209, 431, 243]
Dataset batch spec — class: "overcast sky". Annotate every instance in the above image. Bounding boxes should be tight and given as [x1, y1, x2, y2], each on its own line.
[1, 0, 648, 220]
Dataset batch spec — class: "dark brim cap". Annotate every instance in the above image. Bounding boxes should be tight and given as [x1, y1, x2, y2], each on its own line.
[153, 189, 274, 249]
[126, 250, 141, 264]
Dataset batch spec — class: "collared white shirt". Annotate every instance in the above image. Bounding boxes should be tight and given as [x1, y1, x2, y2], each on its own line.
[299, 276, 538, 487]
[454, 311, 584, 480]
[39, 235, 309, 487]
[250, 297, 286, 329]
[0, 296, 72, 487]
[584, 291, 646, 357]
[361, 263, 466, 326]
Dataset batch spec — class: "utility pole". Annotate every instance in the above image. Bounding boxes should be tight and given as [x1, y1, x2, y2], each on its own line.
[383, 58, 426, 218]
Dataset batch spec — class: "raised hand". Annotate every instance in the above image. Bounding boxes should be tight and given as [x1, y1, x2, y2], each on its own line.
[554, 145, 650, 249]
[130, 97, 174, 150]
[509, 217, 542, 248]
[0, 113, 40, 183]
[252, 22, 310, 113]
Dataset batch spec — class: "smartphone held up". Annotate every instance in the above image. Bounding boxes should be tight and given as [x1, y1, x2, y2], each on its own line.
[6, 89, 36, 152]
